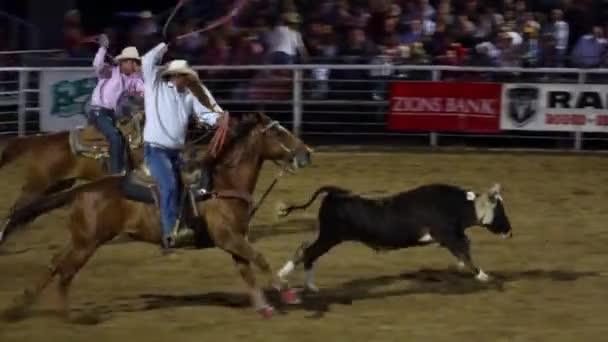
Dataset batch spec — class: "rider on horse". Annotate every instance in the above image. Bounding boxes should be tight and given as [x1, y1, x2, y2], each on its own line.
[89, 34, 144, 175]
[141, 42, 225, 252]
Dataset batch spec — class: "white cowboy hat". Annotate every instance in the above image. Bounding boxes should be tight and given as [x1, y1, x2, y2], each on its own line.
[139, 10, 153, 19]
[114, 46, 141, 63]
[161, 59, 199, 78]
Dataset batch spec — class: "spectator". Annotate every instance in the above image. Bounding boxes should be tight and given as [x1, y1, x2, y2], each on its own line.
[265, 12, 309, 64]
[202, 34, 231, 66]
[451, 14, 476, 48]
[521, 26, 541, 67]
[334, 25, 377, 100]
[571, 25, 606, 68]
[400, 18, 435, 45]
[546, 8, 569, 66]
[63, 9, 86, 58]
[134, 11, 159, 38]
[538, 33, 559, 68]
[177, 18, 205, 58]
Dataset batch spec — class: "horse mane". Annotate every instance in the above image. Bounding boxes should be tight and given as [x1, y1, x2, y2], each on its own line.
[209, 113, 262, 163]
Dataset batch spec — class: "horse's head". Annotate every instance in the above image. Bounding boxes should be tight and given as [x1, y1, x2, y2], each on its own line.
[238, 112, 312, 172]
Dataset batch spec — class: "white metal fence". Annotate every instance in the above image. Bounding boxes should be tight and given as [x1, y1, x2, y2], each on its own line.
[2, 64, 608, 150]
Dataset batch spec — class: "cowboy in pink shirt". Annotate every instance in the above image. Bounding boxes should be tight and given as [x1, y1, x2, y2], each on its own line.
[89, 34, 144, 174]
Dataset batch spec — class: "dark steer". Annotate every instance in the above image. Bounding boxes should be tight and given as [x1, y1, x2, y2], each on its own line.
[276, 183, 512, 291]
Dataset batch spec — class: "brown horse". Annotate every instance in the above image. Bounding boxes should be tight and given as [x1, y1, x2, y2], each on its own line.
[3, 112, 312, 321]
[0, 115, 145, 243]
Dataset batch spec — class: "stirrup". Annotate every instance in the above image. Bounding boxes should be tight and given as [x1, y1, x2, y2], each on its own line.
[171, 228, 196, 247]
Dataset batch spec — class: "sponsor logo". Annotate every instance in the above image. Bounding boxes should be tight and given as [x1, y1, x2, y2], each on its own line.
[506, 86, 539, 127]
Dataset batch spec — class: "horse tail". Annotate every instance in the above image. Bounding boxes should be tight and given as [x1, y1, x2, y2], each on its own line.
[2, 186, 81, 240]
[0, 137, 26, 169]
[277, 186, 350, 218]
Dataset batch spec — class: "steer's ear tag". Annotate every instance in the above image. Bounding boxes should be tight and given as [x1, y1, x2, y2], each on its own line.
[466, 191, 476, 201]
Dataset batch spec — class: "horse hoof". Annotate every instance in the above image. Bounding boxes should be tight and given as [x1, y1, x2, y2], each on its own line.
[257, 305, 274, 319]
[2, 305, 27, 322]
[304, 284, 320, 293]
[281, 288, 301, 305]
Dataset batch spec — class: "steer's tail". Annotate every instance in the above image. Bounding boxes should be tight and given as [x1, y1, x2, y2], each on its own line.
[276, 186, 350, 218]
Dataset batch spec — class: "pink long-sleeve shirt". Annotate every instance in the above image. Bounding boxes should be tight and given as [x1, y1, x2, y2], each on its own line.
[90, 47, 144, 111]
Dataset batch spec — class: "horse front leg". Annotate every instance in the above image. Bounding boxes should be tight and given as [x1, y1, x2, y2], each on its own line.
[216, 232, 301, 314]
[231, 255, 274, 318]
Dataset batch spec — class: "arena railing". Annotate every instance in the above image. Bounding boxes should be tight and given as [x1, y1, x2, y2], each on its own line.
[1, 64, 608, 150]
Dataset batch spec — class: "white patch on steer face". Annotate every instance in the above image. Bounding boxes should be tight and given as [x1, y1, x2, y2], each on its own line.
[278, 260, 295, 280]
[473, 184, 504, 225]
[418, 233, 434, 243]
[466, 191, 476, 201]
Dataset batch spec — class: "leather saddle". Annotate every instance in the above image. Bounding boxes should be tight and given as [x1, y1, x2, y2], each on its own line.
[68, 113, 144, 160]
[119, 163, 215, 249]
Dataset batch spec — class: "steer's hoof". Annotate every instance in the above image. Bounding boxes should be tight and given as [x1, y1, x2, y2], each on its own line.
[476, 270, 491, 283]
[275, 201, 288, 218]
[257, 305, 275, 319]
[281, 288, 301, 305]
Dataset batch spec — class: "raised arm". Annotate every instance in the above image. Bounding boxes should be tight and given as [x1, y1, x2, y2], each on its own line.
[141, 42, 168, 83]
[93, 47, 112, 79]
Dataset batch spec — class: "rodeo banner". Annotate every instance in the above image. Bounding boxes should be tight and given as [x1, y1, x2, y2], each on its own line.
[387, 81, 502, 133]
[39, 70, 95, 132]
[501, 83, 608, 132]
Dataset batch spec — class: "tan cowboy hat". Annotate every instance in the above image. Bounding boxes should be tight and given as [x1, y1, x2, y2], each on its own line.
[161, 59, 199, 78]
[282, 12, 301, 24]
[114, 46, 141, 63]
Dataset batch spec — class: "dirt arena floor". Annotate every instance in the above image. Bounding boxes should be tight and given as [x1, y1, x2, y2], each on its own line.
[0, 149, 607, 341]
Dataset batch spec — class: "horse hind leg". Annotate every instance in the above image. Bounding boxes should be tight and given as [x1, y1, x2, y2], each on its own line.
[55, 243, 99, 321]
[2, 245, 72, 321]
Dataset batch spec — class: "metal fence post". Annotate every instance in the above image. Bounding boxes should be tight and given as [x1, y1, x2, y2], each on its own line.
[574, 71, 587, 151]
[17, 70, 28, 136]
[292, 69, 303, 137]
[429, 69, 441, 147]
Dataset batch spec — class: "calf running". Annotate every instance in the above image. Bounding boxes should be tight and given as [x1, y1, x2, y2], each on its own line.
[276, 183, 512, 291]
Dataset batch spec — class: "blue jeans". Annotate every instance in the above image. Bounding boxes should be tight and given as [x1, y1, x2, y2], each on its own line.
[90, 108, 125, 174]
[144, 143, 182, 238]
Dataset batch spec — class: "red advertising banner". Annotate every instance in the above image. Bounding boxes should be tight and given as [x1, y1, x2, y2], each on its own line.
[387, 81, 502, 132]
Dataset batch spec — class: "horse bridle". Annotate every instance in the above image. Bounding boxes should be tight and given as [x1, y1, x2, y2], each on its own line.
[248, 119, 308, 219]
[259, 120, 301, 173]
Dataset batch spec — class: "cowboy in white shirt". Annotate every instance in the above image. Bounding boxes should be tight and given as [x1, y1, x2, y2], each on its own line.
[141, 42, 224, 251]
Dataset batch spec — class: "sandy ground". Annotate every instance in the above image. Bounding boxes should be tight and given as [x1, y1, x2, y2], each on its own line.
[0, 150, 607, 341]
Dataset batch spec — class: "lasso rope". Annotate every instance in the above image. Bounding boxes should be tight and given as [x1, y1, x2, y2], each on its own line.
[176, 0, 248, 40]
[163, 0, 185, 38]
[209, 113, 230, 158]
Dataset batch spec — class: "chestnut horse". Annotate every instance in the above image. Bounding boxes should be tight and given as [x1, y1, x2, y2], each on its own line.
[0, 113, 145, 244]
[3, 112, 312, 321]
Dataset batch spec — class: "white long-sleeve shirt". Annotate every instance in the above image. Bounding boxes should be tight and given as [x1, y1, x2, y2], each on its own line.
[141, 43, 220, 150]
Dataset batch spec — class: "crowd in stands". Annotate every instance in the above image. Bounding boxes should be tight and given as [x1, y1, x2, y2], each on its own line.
[2, 0, 608, 100]
[52, 0, 608, 69]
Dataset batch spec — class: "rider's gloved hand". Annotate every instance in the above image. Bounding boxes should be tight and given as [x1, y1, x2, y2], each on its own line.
[98, 34, 110, 49]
